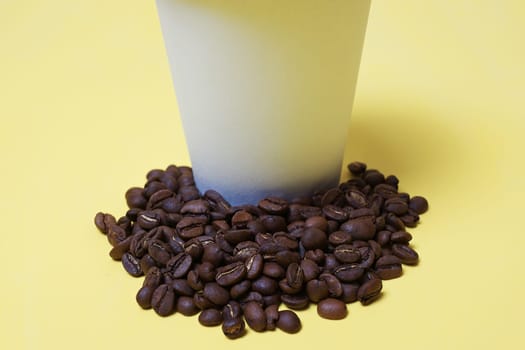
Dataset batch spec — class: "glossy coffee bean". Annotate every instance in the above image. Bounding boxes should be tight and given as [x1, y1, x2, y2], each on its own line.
[198, 308, 223, 326]
[358, 278, 383, 305]
[409, 196, 429, 214]
[243, 301, 267, 332]
[277, 310, 301, 334]
[317, 298, 348, 320]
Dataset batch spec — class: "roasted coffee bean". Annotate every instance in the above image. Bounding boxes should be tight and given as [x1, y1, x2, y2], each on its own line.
[151, 284, 175, 317]
[333, 264, 365, 283]
[340, 217, 376, 241]
[400, 213, 419, 228]
[107, 224, 127, 247]
[323, 204, 348, 222]
[301, 227, 328, 250]
[281, 293, 309, 310]
[306, 279, 329, 303]
[203, 282, 230, 306]
[385, 174, 399, 187]
[390, 231, 413, 244]
[323, 254, 339, 272]
[94, 212, 110, 234]
[187, 270, 203, 291]
[392, 244, 419, 265]
[251, 276, 278, 295]
[147, 189, 173, 210]
[109, 235, 132, 260]
[181, 199, 209, 215]
[319, 273, 343, 297]
[300, 258, 320, 282]
[245, 254, 264, 280]
[171, 279, 194, 296]
[273, 232, 298, 250]
[216, 262, 247, 287]
[328, 231, 353, 246]
[265, 304, 279, 330]
[193, 292, 214, 310]
[263, 262, 286, 279]
[243, 301, 267, 332]
[258, 197, 289, 215]
[274, 250, 300, 267]
[140, 254, 158, 274]
[165, 253, 192, 279]
[305, 216, 328, 232]
[202, 243, 224, 266]
[197, 262, 216, 282]
[376, 230, 391, 246]
[285, 262, 304, 289]
[363, 169, 385, 187]
[230, 280, 251, 300]
[260, 215, 287, 233]
[384, 197, 408, 215]
[137, 210, 162, 230]
[357, 246, 376, 269]
[263, 294, 281, 307]
[198, 309, 223, 327]
[340, 283, 360, 303]
[224, 229, 253, 245]
[348, 161, 367, 175]
[345, 189, 368, 208]
[278, 278, 302, 295]
[136, 285, 155, 309]
[305, 249, 325, 265]
[177, 296, 199, 316]
[317, 298, 348, 320]
[409, 196, 429, 214]
[277, 310, 301, 334]
[375, 255, 403, 280]
[231, 210, 253, 228]
[348, 207, 375, 220]
[122, 253, 143, 277]
[222, 302, 245, 339]
[125, 187, 147, 209]
[334, 245, 361, 263]
[386, 213, 405, 231]
[233, 241, 259, 260]
[204, 189, 232, 214]
[176, 216, 207, 240]
[184, 238, 203, 260]
[368, 240, 382, 258]
[358, 278, 383, 305]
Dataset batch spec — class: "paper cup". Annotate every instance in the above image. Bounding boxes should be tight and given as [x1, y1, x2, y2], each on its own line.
[156, 0, 371, 205]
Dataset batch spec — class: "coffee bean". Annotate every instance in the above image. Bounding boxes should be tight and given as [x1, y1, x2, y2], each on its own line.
[198, 308, 223, 327]
[140, 254, 158, 275]
[286, 263, 304, 289]
[203, 283, 230, 306]
[300, 259, 320, 282]
[390, 231, 413, 244]
[258, 197, 289, 215]
[340, 283, 360, 303]
[322, 204, 348, 222]
[181, 199, 209, 215]
[306, 279, 329, 303]
[125, 187, 147, 209]
[340, 217, 376, 241]
[277, 310, 301, 334]
[177, 296, 199, 316]
[333, 264, 365, 282]
[243, 301, 267, 332]
[409, 196, 429, 214]
[265, 304, 279, 330]
[193, 292, 214, 310]
[260, 215, 287, 233]
[165, 253, 192, 279]
[263, 262, 285, 279]
[348, 161, 367, 175]
[187, 270, 203, 291]
[109, 235, 132, 260]
[197, 262, 217, 282]
[136, 285, 154, 309]
[231, 210, 253, 228]
[151, 284, 175, 317]
[245, 254, 264, 280]
[176, 216, 207, 240]
[216, 262, 247, 287]
[273, 232, 298, 250]
[281, 293, 309, 310]
[375, 255, 403, 280]
[122, 253, 143, 277]
[301, 227, 328, 250]
[392, 244, 419, 265]
[363, 169, 385, 187]
[171, 279, 194, 296]
[319, 273, 343, 297]
[107, 224, 127, 247]
[345, 189, 368, 208]
[317, 298, 348, 320]
[334, 245, 361, 263]
[230, 280, 251, 300]
[384, 197, 409, 215]
[328, 231, 353, 246]
[305, 216, 328, 232]
[358, 278, 383, 305]
[222, 302, 245, 339]
[251, 276, 278, 296]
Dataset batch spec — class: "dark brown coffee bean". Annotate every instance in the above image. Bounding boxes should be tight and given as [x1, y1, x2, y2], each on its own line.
[281, 293, 309, 310]
[358, 278, 383, 305]
[245, 254, 264, 280]
[357, 246, 376, 269]
[165, 253, 192, 279]
[375, 255, 403, 280]
[222, 302, 245, 339]
[231, 210, 253, 228]
[140, 254, 158, 274]
[323, 254, 339, 271]
[202, 243, 224, 267]
[176, 296, 199, 316]
[147, 189, 173, 210]
[301, 227, 328, 250]
[230, 280, 251, 300]
[171, 279, 194, 296]
[274, 250, 300, 268]
[224, 229, 253, 245]
[348, 207, 375, 220]
[277, 310, 301, 334]
[368, 240, 382, 257]
[203, 282, 230, 306]
[285, 262, 304, 290]
[340, 283, 360, 303]
[334, 245, 361, 263]
[197, 262, 216, 282]
[193, 292, 214, 310]
[243, 301, 267, 332]
[374, 183, 397, 199]
[151, 284, 175, 316]
[198, 309, 223, 326]
[184, 238, 203, 260]
[122, 252, 143, 277]
[137, 210, 162, 230]
[317, 298, 348, 320]
[233, 241, 259, 261]
[109, 235, 132, 260]
[260, 215, 287, 233]
[322, 204, 348, 222]
[363, 169, 385, 187]
[216, 262, 247, 287]
[176, 216, 207, 240]
[305, 249, 325, 265]
[204, 189, 232, 214]
[125, 187, 147, 209]
[278, 278, 302, 295]
[263, 262, 285, 279]
[345, 189, 368, 208]
[340, 217, 376, 241]
[305, 216, 328, 232]
[107, 224, 127, 247]
[252, 276, 278, 296]
[386, 213, 405, 231]
[258, 197, 289, 215]
[333, 264, 365, 282]
[409, 196, 429, 214]
[392, 244, 419, 265]
[400, 213, 419, 228]
[94, 212, 110, 234]
[136, 285, 154, 309]
[187, 270, 203, 291]
[328, 231, 352, 246]
[319, 273, 343, 297]
[390, 231, 413, 244]
[181, 199, 209, 215]
[239, 291, 264, 307]
[384, 197, 408, 215]
[306, 279, 329, 302]
[377, 230, 391, 246]
[348, 161, 367, 175]
[300, 258, 320, 282]
[273, 232, 298, 250]
[265, 305, 279, 330]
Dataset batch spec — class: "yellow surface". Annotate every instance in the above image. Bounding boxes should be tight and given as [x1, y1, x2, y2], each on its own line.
[1, 1, 524, 349]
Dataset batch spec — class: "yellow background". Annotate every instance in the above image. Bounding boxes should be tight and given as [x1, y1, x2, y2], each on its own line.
[1, 1, 524, 349]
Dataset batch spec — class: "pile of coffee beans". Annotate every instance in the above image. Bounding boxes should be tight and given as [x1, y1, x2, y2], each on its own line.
[94, 162, 428, 338]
